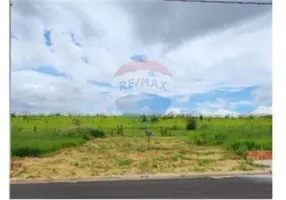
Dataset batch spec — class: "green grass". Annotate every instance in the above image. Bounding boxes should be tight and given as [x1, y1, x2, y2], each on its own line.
[11, 127, 105, 157]
[187, 126, 272, 157]
[11, 114, 272, 157]
[118, 158, 133, 166]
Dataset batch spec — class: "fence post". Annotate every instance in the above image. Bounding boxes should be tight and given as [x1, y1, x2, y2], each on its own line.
[33, 126, 37, 134]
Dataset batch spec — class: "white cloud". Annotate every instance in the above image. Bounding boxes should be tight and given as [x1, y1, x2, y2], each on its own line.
[175, 96, 189, 104]
[198, 109, 239, 117]
[196, 98, 230, 110]
[229, 100, 254, 109]
[165, 107, 189, 115]
[253, 82, 272, 106]
[251, 106, 272, 115]
[11, 0, 271, 114]
[192, 98, 239, 117]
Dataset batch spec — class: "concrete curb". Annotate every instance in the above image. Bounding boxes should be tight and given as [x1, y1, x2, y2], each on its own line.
[10, 169, 271, 184]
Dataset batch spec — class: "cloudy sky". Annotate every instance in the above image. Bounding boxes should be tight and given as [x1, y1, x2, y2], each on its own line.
[11, 0, 272, 116]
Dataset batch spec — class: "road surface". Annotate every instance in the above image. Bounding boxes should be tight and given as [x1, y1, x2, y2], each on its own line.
[10, 175, 272, 199]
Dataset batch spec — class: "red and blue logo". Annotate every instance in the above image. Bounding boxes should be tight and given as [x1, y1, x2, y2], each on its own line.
[114, 54, 172, 115]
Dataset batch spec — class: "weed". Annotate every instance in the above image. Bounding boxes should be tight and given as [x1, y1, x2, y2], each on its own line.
[137, 145, 148, 152]
[139, 160, 149, 168]
[197, 159, 213, 166]
[172, 153, 185, 161]
[118, 158, 133, 166]
[232, 161, 251, 171]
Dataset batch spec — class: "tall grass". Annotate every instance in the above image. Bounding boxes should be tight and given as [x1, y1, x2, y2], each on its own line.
[188, 125, 272, 157]
[11, 127, 105, 157]
[11, 115, 272, 158]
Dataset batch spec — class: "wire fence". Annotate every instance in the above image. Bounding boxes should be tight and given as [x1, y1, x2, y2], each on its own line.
[11, 123, 272, 138]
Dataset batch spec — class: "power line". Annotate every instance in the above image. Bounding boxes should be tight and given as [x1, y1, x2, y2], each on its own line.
[163, 0, 272, 5]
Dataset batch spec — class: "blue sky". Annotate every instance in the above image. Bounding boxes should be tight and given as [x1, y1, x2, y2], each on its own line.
[10, 0, 272, 116]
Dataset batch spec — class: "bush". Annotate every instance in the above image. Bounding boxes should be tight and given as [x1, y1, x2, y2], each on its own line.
[223, 139, 272, 158]
[72, 118, 81, 126]
[199, 115, 204, 120]
[161, 127, 172, 136]
[139, 115, 147, 122]
[65, 127, 106, 138]
[87, 128, 105, 138]
[186, 118, 197, 130]
[193, 134, 206, 145]
[150, 115, 159, 122]
[188, 132, 227, 146]
[172, 125, 180, 130]
[213, 133, 228, 145]
[11, 113, 16, 118]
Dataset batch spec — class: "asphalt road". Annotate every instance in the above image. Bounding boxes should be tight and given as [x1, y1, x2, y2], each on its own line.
[10, 175, 272, 199]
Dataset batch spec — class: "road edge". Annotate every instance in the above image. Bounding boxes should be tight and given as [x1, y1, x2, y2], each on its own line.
[10, 169, 271, 184]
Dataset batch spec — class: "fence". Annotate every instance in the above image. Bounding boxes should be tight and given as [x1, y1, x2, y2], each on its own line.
[11, 123, 272, 138]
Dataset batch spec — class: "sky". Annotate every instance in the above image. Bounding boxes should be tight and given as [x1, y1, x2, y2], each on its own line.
[11, 0, 272, 116]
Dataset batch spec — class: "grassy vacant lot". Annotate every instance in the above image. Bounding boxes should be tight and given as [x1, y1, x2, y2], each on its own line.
[10, 137, 269, 180]
[10, 114, 272, 179]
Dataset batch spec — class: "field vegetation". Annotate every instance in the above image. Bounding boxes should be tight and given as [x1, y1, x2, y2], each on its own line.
[10, 114, 272, 179]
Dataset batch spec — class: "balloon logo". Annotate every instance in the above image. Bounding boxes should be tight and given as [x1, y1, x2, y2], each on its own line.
[114, 54, 172, 115]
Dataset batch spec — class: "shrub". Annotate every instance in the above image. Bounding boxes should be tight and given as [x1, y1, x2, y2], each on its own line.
[86, 128, 105, 138]
[116, 125, 123, 135]
[186, 118, 197, 130]
[72, 118, 81, 126]
[213, 133, 227, 145]
[11, 113, 16, 118]
[66, 127, 106, 138]
[224, 139, 265, 158]
[193, 134, 206, 145]
[161, 127, 172, 136]
[199, 115, 204, 120]
[150, 115, 159, 122]
[139, 115, 147, 122]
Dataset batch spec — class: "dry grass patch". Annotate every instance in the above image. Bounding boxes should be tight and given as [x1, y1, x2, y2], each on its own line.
[10, 137, 266, 180]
